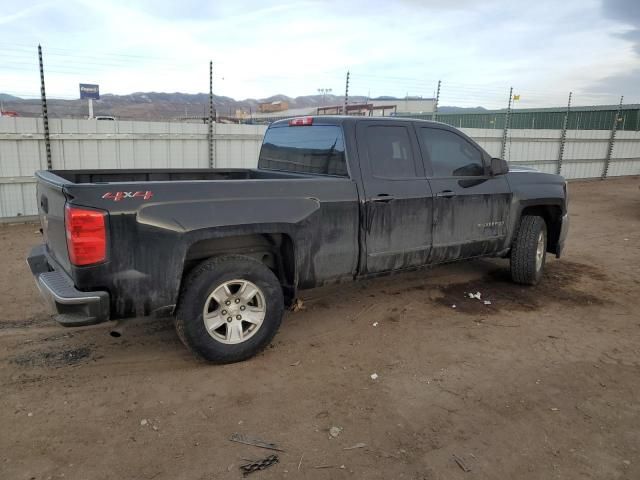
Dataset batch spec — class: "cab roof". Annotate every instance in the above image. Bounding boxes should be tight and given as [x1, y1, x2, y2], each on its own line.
[269, 115, 449, 128]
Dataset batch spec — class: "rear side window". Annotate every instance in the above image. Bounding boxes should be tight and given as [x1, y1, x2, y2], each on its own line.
[258, 125, 348, 176]
[418, 128, 485, 177]
[365, 125, 417, 178]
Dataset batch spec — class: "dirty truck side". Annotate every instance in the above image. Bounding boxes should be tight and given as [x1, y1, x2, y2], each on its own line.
[28, 116, 569, 363]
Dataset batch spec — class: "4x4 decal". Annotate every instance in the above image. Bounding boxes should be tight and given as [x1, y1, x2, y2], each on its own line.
[102, 191, 153, 202]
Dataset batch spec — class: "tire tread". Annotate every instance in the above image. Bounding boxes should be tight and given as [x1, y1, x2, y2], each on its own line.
[510, 215, 546, 285]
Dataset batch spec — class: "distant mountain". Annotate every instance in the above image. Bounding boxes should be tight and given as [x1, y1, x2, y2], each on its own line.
[438, 106, 489, 113]
[0, 92, 376, 120]
[0, 93, 23, 102]
[5, 92, 483, 120]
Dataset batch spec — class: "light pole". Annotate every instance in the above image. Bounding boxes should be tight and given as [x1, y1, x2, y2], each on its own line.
[317, 88, 332, 104]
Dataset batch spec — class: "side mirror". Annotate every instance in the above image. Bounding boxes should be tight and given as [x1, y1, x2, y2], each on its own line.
[490, 157, 509, 176]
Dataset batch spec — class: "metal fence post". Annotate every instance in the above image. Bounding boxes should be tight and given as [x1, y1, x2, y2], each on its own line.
[602, 96, 623, 179]
[208, 61, 215, 169]
[500, 87, 513, 160]
[38, 45, 52, 170]
[432, 80, 441, 122]
[343, 71, 350, 115]
[557, 91, 572, 175]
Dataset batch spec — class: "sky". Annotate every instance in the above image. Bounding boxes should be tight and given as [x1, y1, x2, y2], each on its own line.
[1, 0, 639, 108]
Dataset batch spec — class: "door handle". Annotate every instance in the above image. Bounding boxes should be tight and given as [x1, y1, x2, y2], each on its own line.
[371, 194, 395, 203]
[436, 190, 456, 198]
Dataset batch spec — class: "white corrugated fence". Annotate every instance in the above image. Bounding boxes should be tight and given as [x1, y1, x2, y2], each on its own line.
[461, 127, 640, 178]
[0, 118, 266, 219]
[0, 117, 638, 220]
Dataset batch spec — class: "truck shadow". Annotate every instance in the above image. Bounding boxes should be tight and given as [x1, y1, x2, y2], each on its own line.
[301, 258, 608, 318]
[5, 259, 609, 370]
[434, 259, 607, 315]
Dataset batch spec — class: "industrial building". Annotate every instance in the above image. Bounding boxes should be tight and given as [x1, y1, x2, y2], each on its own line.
[247, 96, 436, 123]
[370, 96, 436, 114]
[257, 100, 289, 113]
[401, 104, 640, 131]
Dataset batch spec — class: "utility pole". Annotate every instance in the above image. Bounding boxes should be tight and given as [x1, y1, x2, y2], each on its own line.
[557, 91, 572, 175]
[602, 95, 624, 180]
[38, 44, 52, 170]
[500, 86, 514, 160]
[432, 80, 441, 122]
[208, 60, 215, 169]
[343, 71, 350, 115]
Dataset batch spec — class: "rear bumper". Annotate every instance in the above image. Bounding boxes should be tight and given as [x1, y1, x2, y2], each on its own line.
[556, 213, 570, 258]
[27, 245, 110, 327]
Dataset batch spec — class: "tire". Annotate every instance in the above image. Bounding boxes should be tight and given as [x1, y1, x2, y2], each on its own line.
[175, 254, 284, 364]
[510, 215, 547, 285]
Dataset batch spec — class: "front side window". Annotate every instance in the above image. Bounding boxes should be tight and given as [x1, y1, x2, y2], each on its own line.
[419, 128, 485, 177]
[258, 125, 347, 176]
[365, 125, 417, 178]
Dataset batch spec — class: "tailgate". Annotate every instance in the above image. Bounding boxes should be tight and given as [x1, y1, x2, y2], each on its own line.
[37, 176, 72, 273]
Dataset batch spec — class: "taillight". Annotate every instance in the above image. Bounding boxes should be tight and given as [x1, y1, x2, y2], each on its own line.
[289, 116, 313, 126]
[65, 205, 106, 266]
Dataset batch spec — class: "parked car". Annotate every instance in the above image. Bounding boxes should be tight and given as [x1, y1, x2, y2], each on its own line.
[28, 116, 569, 363]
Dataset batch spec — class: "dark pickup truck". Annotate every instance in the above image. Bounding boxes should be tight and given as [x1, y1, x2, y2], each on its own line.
[28, 116, 569, 363]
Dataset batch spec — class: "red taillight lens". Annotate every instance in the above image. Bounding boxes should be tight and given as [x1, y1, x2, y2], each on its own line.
[289, 116, 313, 126]
[65, 205, 106, 266]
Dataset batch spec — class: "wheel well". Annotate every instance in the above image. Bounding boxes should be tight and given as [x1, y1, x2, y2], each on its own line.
[520, 205, 563, 254]
[182, 233, 296, 303]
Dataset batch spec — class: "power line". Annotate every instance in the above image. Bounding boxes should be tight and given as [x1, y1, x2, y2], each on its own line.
[0, 43, 197, 62]
[0, 57, 203, 76]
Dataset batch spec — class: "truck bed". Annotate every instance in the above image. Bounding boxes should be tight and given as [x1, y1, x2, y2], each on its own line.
[34, 166, 360, 320]
[49, 168, 314, 184]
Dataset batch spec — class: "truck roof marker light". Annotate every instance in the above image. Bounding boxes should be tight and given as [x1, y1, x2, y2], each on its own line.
[289, 116, 313, 126]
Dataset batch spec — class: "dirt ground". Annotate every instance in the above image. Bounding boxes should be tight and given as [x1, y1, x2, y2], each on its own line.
[1, 177, 639, 480]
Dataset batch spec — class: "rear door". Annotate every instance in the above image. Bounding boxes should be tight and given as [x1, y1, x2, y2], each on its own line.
[416, 125, 511, 262]
[356, 121, 433, 273]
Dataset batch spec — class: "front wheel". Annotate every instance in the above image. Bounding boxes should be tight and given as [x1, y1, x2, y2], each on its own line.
[510, 215, 547, 285]
[175, 255, 284, 363]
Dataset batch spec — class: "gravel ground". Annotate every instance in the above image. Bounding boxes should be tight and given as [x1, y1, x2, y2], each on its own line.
[0, 176, 639, 480]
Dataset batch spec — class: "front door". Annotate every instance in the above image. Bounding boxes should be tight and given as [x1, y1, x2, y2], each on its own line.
[356, 121, 434, 273]
[415, 125, 512, 263]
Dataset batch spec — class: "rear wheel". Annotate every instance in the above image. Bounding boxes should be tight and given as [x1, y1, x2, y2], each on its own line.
[175, 255, 284, 363]
[510, 215, 547, 285]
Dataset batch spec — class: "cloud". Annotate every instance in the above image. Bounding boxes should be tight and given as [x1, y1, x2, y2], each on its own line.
[578, 0, 640, 100]
[0, 2, 55, 26]
[602, 0, 640, 54]
[1, 0, 640, 105]
[587, 69, 640, 100]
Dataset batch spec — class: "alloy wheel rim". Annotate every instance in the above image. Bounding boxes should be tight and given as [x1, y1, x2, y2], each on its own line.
[202, 279, 266, 344]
